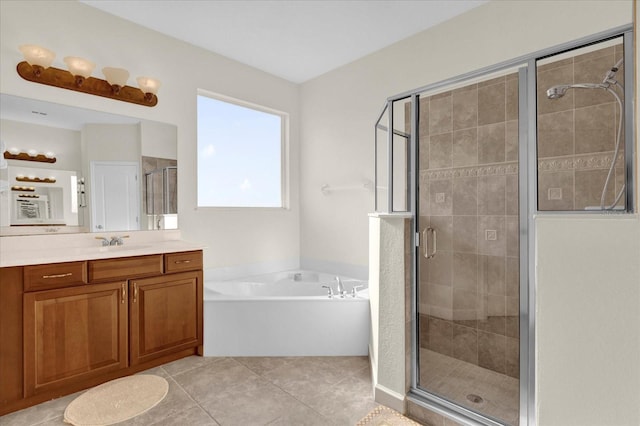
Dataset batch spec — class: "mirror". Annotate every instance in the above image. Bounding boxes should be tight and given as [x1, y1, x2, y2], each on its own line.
[0, 94, 178, 236]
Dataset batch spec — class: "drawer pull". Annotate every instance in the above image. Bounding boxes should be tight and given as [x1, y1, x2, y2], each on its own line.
[42, 272, 73, 279]
[121, 283, 126, 304]
[133, 283, 138, 303]
[175, 260, 191, 264]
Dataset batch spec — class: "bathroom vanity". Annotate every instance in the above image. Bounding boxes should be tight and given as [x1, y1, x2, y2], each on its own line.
[0, 234, 204, 415]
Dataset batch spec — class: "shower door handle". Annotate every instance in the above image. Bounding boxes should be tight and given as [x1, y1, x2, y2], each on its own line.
[422, 227, 437, 259]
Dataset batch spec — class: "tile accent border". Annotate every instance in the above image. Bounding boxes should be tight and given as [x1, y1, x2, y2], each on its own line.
[537, 151, 619, 172]
[422, 162, 518, 181]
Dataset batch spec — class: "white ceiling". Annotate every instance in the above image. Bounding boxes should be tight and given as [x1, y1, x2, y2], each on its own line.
[81, 0, 486, 83]
[0, 94, 140, 131]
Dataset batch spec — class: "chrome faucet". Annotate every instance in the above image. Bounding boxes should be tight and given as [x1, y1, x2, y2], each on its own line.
[110, 235, 129, 246]
[321, 285, 334, 298]
[95, 236, 110, 246]
[351, 285, 364, 298]
[336, 276, 346, 298]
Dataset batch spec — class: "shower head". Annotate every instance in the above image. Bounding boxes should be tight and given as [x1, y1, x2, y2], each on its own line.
[546, 83, 608, 100]
[546, 85, 570, 99]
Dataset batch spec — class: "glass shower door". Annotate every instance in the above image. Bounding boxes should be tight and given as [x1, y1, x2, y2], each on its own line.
[416, 71, 521, 425]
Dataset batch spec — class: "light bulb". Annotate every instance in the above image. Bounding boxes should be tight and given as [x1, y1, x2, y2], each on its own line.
[19, 45, 55, 76]
[102, 67, 129, 94]
[64, 56, 95, 86]
[136, 76, 161, 102]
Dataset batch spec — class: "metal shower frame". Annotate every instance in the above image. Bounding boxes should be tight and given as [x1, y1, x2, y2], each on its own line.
[375, 24, 635, 426]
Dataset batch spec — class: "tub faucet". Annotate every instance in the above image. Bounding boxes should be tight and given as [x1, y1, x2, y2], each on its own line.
[336, 276, 346, 298]
[351, 285, 364, 298]
[321, 285, 334, 298]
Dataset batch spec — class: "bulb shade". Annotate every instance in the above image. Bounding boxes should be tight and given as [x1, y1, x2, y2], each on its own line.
[64, 56, 95, 78]
[19, 45, 55, 69]
[102, 67, 129, 87]
[136, 77, 161, 95]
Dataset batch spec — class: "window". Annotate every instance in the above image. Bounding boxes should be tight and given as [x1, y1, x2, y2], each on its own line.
[197, 92, 287, 208]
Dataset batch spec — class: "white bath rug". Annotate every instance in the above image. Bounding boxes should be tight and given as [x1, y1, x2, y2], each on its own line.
[63, 374, 168, 426]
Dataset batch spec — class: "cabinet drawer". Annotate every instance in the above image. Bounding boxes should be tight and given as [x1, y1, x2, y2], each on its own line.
[164, 251, 203, 274]
[24, 261, 87, 291]
[89, 255, 163, 282]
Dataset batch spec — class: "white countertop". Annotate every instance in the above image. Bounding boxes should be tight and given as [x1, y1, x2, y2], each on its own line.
[0, 230, 206, 267]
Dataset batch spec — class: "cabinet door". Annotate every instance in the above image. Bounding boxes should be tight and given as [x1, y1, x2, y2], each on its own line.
[23, 282, 128, 396]
[130, 271, 202, 365]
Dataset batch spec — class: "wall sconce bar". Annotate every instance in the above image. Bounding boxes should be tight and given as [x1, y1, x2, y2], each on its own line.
[17, 61, 158, 107]
[3, 150, 57, 163]
[16, 176, 56, 184]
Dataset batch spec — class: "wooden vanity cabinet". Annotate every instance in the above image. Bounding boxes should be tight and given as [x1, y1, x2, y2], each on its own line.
[1, 250, 203, 415]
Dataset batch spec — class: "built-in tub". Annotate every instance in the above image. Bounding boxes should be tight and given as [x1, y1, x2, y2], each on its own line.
[203, 270, 370, 356]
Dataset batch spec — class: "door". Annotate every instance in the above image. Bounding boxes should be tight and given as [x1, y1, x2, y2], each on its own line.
[23, 281, 128, 396]
[129, 271, 201, 365]
[415, 71, 521, 425]
[91, 161, 139, 232]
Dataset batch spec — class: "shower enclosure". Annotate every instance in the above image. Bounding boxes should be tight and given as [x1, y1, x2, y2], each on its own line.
[142, 156, 178, 230]
[374, 28, 634, 426]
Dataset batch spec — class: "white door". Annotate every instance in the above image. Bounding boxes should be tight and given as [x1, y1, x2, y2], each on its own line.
[91, 161, 139, 232]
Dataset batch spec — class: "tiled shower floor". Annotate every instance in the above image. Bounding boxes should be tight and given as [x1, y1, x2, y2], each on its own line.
[1, 356, 378, 426]
[420, 349, 519, 425]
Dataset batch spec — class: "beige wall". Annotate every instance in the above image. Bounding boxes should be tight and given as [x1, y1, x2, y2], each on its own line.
[1, 0, 638, 424]
[301, 1, 638, 425]
[0, 0, 300, 271]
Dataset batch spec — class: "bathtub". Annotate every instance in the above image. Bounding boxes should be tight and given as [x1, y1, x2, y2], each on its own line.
[203, 270, 370, 356]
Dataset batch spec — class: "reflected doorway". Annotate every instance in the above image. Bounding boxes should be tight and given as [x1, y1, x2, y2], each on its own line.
[90, 161, 140, 232]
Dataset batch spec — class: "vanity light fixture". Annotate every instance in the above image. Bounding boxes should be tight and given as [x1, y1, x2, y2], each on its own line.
[64, 56, 96, 87]
[11, 186, 35, 192]
[3, 149, 57, 163]
[16, 176, 57, 184]
[16, 44, 160, 107]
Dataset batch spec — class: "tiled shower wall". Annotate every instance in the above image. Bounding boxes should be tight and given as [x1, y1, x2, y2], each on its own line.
[142, 156, 178, 215]
[416, 73, 520, 378]
[537, 42, 625, 210]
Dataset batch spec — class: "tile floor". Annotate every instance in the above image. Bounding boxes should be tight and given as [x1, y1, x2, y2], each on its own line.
[1, 355, 380, 426]
[419, 349, 519, 425]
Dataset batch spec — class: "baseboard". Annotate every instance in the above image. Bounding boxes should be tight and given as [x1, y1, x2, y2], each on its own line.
[374, 384, 406, 414]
